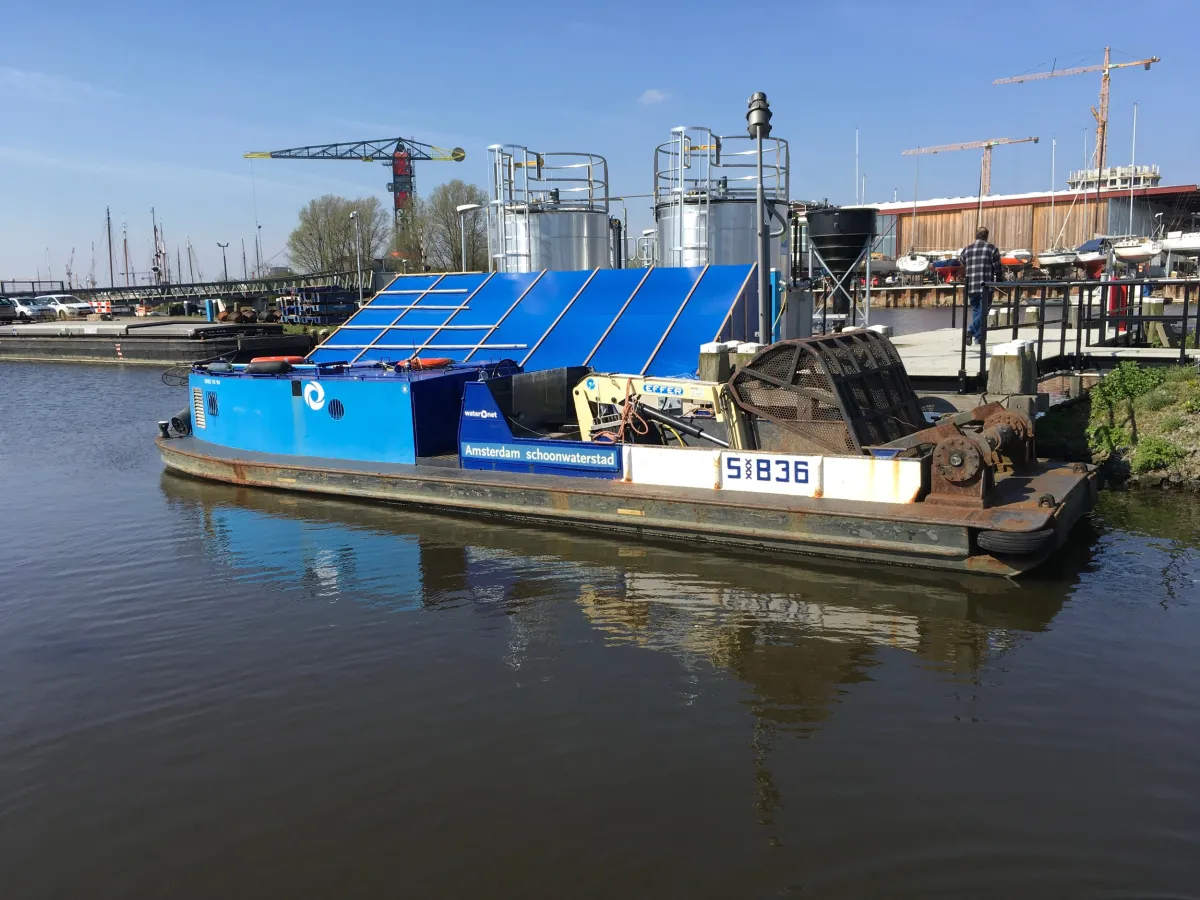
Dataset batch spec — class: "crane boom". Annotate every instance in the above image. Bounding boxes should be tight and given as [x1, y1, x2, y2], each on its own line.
[902, 137, 1038, 156]
[993, 55, 1158, 85]
[993, 47, 1158, 179]
[243, 136, 467, 233]
[244, 137, 465, 163]
[901, 137, 1037, 195]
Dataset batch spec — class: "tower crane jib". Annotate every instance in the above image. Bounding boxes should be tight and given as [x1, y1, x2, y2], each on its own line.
[901, 137, 1038, 196]
[243, 137, 467, 232]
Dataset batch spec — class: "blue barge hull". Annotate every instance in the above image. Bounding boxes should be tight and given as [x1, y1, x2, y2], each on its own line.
[157, 435, 1097, 578]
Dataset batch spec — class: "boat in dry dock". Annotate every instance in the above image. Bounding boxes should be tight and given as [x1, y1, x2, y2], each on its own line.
[1161, 231, 1200, 256]
[1112, 236, 1161, 264]
[897, 253, 931, 275]
[155, 270, 1096, 577]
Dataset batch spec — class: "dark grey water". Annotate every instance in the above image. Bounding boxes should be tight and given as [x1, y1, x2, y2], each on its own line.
[2, 361, 1199, 899]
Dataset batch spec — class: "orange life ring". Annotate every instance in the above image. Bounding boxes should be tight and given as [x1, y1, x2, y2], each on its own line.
[250, 356, 306, 364]
[403, 357, 453, 370]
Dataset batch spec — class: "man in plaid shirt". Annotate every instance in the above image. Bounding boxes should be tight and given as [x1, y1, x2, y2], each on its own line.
[957, 226, 1003, 345]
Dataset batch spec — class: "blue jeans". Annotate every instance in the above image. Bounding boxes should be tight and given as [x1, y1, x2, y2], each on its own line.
[968, 291, 990, 339]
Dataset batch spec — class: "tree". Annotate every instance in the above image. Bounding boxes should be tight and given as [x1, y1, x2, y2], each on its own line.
[419, 180, 490, 272]
[384, 199, 427, 273]
[287, 195, 390, 274]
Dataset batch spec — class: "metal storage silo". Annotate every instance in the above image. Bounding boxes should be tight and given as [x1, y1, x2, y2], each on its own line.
[654, 126, 789, 268]
[488, 145, 611, 272]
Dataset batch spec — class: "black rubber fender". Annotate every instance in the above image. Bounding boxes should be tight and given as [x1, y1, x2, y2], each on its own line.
[245, 359, 292, 375]
[205, 361, 234, 373]
[976, 527, 1058, 557]
[168, 408, 192, 437]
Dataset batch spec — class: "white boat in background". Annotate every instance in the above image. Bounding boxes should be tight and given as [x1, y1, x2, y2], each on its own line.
[1112, 237, 1161, 265]
[1161, 231, 1200, 256]
[1038, 248, 1076, 268]
[897, 252, 931, 275]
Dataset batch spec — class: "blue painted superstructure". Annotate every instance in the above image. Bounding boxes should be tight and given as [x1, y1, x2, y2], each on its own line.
[188, 364, 491, 465]
[457, 381, 622, 479]
[182, 265, 758, 471]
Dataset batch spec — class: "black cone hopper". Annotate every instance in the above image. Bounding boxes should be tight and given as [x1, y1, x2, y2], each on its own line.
[806, 207, 876, 283]
[806, 207, 876, 316]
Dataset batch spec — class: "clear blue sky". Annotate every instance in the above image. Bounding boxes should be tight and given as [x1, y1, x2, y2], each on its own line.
[1, 0, 1195, 282]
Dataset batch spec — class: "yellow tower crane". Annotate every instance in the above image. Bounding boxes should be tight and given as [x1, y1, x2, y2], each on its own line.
[994, 47, 1159, 179]
[901, 136, 1039, 196]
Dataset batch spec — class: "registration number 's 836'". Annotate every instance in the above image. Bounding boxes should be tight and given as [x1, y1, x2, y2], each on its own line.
[725, 455, 809, 484]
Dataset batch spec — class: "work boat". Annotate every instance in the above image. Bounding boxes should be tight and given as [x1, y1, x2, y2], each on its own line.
[157, 330, 1096, 578]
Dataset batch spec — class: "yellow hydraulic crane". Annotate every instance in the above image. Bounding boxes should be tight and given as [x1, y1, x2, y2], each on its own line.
[901, 136, 1039, 195]
[994, 47, 1159, 177]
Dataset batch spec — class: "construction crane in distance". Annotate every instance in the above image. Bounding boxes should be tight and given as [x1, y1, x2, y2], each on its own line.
[244, 137, 466, 232]
[994, 47, 1159, 178]
[902, 136, 1039, 196]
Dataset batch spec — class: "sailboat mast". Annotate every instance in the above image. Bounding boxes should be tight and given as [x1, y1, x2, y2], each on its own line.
[910, 152, 920, 252]
[151, 208, 160, 283]
[106, 207, 115, 287]
[122, 220, 130, 286]
[854, 128, 859, 204]
[1129, 102, 1137, 235]
[1050, 139, 1056, 245]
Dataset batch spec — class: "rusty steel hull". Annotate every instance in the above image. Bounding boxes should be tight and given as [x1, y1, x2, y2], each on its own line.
[157, 437, 1098, 577]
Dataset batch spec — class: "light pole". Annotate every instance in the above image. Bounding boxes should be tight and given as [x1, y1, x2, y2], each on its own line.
[350, 210, 364, 306]
[456, 203, 482, 271]
[747, 91, 773, 344]
[216, 242, 229, 282]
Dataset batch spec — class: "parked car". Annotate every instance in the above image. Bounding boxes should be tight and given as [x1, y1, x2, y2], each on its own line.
[0, 297, 18, 325]
[12, 296, 57, 322]
[36, 294, 94, 319]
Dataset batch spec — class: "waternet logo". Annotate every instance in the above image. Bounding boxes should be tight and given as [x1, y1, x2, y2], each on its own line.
[303, 381, 325, 411]
[463, 409, 498, 419]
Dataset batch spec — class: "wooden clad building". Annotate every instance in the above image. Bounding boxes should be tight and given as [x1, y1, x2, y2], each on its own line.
[860, 184, 1200, 257]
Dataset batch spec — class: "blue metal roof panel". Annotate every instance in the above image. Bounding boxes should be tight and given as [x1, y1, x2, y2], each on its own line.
[468, 270, 592, 362]
[309, 265, 753, 369]
[644, 265, 755, 376]
[413, 272, 539, 359]
[587, 267, 702, 373]
[521, 269, 647, 372]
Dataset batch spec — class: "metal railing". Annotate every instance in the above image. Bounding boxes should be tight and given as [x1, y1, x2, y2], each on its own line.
[961, 277, 1199, 391]
[70, 270, 367, 304]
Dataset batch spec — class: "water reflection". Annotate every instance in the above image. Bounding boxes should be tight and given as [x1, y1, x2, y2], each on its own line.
[162, 470, 1073, 690]
[162, 472, 1084, 845]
